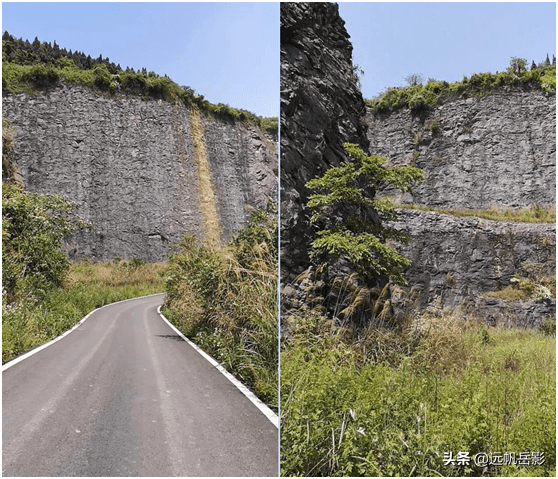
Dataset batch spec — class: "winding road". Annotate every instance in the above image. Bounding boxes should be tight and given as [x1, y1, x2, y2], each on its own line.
[2, 294, 278, 476]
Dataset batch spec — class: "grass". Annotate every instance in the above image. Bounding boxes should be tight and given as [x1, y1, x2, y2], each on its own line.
[280, 308, 556, 476]
[162, 206, 278, 409]
[2, 260, 166, 364]
[189, 106, 222, 247]
[367, 63, 556, 112]
[379, 198, 556, 224]
[2, 59, 278, 133]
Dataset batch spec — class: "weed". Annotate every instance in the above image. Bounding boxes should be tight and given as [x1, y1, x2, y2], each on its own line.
[281, 308, 556, 476]
[163, 206, 278, 408]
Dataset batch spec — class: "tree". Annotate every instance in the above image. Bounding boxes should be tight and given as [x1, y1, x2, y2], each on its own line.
[404, 73, 424, 86]
[306, 143, 425, 285]
[508, 57, 527, 75]
[2, 183, 93, 302]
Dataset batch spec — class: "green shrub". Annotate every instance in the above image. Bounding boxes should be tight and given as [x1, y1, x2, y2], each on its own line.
[163, 206, 278, 408]
[306, 143, 425, 285]
[2, 182, 92, 303]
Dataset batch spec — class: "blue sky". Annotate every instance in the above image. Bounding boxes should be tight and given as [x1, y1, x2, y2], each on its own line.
[339, 2, 557, 100]
[2, 2, 279, 117]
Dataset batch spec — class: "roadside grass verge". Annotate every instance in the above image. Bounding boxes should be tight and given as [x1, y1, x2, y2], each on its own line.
[2, 260, 165, 364]
[162, 206, 278, 410]
[379, 198, 556, 224]
[281, 310, 556, 477]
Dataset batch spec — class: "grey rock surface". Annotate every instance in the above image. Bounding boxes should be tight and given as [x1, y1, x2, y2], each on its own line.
[280, 2, 370, 281]
[367, 89, 556, 208]
[388, 209, 556, 321]
[3, 85, 277, 261]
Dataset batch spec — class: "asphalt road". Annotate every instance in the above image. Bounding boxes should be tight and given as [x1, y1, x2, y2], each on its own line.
[2, 294, 278, 477]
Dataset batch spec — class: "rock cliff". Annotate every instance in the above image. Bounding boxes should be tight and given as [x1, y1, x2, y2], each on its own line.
[280, 2, 369, 280]
[367, 89, 556, 208]
[367, 90, 556, 324]
[3, 85, 277, 261]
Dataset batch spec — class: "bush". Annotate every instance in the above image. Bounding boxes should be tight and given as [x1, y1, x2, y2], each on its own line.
[163, 206, 278, 408]
[2, 182, 92, 303]
[23, 63, 60, 88]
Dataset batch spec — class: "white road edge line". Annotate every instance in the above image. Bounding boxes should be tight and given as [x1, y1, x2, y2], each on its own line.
[157, 305, 279, 428]
[2, 293, 165, 372]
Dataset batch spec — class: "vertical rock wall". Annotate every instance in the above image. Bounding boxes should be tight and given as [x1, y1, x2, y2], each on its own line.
[366, 89, 556, 208]
[280, 2, 370, 279]
[3, 85, 277, 261]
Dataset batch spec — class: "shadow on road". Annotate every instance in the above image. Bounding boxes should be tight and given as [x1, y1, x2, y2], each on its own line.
[155, 334, 185, 342]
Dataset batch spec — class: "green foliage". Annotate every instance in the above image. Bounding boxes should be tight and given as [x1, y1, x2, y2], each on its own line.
[163, 206, 278, 408]
[2, 32, 278, 133]
[367, 58, 556, 113]
[2, 182, 93, 303]
[306, 143, 425, 284]
[281, 311, 556, 476]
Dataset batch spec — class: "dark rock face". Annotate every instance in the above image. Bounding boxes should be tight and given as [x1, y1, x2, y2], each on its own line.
[280, 2, 369, 280]
[3, 85, 277, 261]
[367, 90, 556, 208]
[388, 209, 556, 309]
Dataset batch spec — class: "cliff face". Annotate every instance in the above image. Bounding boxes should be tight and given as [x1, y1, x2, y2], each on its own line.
[3, 85, 277, 261]
[280, 2, 369, 279]
[367, 89, 556, 208]
[366, 91, 556, 323]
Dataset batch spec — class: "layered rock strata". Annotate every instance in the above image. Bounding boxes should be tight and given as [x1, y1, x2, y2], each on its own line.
[3, 85, 277, 261]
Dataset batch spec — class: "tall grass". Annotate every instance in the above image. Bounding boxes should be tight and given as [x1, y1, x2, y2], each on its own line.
[2, 260, 166, 364]
[281, 308, 556, 477]
[162, 206, 278, 409]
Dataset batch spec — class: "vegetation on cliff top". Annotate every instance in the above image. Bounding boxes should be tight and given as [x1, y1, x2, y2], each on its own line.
[2, 31, 278, 133]
[367, 57, 556, 112]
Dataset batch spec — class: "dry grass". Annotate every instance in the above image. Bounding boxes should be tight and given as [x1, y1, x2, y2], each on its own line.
[65, 260, 166, 290]
[189, 106, 222, 246]
[381, 197, 556, 224]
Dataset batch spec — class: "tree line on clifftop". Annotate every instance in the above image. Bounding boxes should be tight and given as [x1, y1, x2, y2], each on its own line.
[1, 31, 278, 133]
